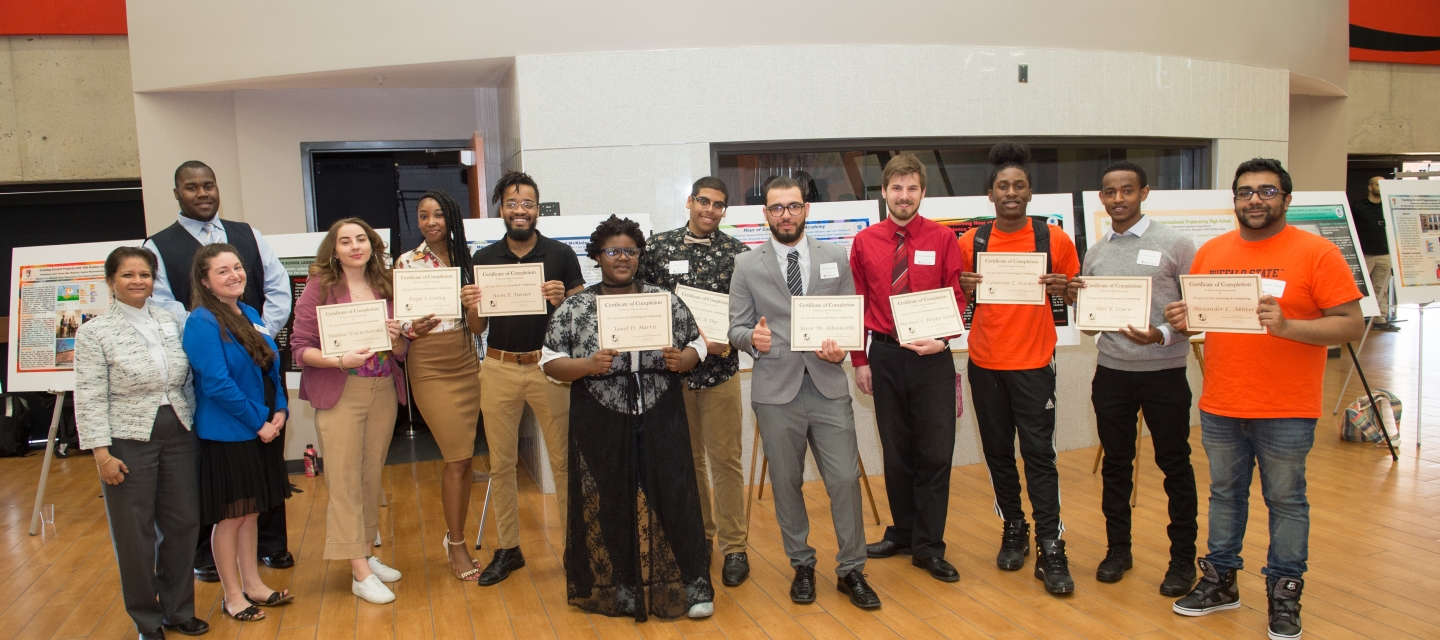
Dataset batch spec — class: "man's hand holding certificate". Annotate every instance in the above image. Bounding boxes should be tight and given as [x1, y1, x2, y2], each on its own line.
[975, 253, 1048, 304]
[790, 295, 864, 351]
[393, 267, 461, 320]
[474, 263, 546, 317]
[597, 293, 673, 352]
[888, 289, 965, 342]
[1074, 276, 1151, 332]
[1177, 274, 1265, 334]
[317, 300, 393, 358]
[675, 285, 730, 345]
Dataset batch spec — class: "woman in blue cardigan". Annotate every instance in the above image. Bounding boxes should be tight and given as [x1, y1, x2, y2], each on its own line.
[182, 243, 293, 622]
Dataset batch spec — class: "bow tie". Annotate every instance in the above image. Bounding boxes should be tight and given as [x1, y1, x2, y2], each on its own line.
[683, 235, 712, 246]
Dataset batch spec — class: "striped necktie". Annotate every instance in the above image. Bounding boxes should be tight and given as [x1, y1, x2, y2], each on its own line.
[786, 249, 803, 296]
[203, 222, 219, 245]
[892, 227, 910, 295]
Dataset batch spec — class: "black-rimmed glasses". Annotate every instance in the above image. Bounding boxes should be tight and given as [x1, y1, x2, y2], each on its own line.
[1234, 187, 1285, 201]
[765, 203, 805, 216]
[600, 247, 640, 259]
[693, 195, 727, 212]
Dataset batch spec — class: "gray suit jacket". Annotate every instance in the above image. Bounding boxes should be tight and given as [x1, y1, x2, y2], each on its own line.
[75, 302, 195, 449]
[728, 235, 856, 405]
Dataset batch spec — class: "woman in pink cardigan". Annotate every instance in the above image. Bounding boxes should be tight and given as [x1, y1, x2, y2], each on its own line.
[290, 217, 409, 605]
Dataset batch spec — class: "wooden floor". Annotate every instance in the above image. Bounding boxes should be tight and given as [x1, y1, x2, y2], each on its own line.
[3, 307, 1439, 640]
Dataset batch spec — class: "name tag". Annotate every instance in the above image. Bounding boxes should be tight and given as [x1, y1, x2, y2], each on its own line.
[668, 260, 689, 275]
[914, 250, 936, 266]
[161, 323, 179, 338]
[1261, 278, 1287, 299]
[1136, 250, 1162, 267]
[820, 262, 840, 279]
[253, 323, 271, 336]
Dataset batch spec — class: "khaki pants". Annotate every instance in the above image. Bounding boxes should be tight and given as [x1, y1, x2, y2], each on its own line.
[314, 375, 397, 560]
[1366, 253, 1392, 319]
[683, 376, 748, 554]
[480, 357, 570, 548]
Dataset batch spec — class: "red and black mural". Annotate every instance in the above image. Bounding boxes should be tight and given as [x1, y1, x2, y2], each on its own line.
[1351, 0, 1440, 65]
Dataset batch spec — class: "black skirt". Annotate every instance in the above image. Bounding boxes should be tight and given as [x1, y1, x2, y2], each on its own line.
[197, 436, 291, 526]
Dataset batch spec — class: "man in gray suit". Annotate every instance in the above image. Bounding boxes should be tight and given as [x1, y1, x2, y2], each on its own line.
[727, 176, 880, 609]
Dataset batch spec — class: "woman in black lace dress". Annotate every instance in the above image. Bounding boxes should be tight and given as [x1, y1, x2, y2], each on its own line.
[540, 215, 715, 621]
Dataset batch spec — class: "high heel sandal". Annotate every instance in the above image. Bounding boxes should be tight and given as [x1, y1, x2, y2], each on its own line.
[220, 598, 265, 622]
[443, 533, 482, 581]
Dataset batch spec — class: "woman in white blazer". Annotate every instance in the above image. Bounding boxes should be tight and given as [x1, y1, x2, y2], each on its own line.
[75, 247, 209, 640]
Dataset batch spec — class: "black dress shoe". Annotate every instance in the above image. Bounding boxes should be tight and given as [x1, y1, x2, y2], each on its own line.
[837, 570, 881, 609]
[163, 617, 210, 636]
[261, 551, 294, 569]
[722, 552, 750, 586]
[912, 556, 960, 582]
[865, 539, 911, 558]
[138, 628, 165, 640]
[193, 565, 220, 583]
[477, 547, 525, 586]
[1095, 546, 1133, 583]
[790, 566, 816, 603]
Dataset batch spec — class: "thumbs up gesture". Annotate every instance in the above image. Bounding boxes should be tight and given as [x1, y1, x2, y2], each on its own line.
[753, 317, 772, 354]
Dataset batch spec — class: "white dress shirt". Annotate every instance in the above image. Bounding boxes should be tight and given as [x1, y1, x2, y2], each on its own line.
[117, 301, 171, 405]
[771, 236, 811, 295]
[142, 214, 293, 335]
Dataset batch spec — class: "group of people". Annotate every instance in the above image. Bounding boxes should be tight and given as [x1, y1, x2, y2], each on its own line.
[75, 145, 1362, 640]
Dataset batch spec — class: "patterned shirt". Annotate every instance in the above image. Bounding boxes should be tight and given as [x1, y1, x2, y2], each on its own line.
[394, 244, 466, 336]
[637, 226, 750, 390]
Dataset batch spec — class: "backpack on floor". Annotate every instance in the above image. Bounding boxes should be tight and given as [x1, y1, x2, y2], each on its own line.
[0, 393, 33, 457]
[1341, 389, 1402, 446]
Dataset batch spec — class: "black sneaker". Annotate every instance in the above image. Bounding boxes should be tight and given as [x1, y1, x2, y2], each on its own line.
[477, 547, 525, 586]
[1172, 558, 1240, 616]
[1160, 558, 1197, 597]
[1034, 539, 1074, 594]
[997, 519, 1030, 571]
[1267, 576, 1304, 640]
[1095, 546, 1133, 583]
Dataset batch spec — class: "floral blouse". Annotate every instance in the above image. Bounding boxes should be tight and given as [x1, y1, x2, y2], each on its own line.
[540, 283, 706, 414]
[395, 244, 466, 336]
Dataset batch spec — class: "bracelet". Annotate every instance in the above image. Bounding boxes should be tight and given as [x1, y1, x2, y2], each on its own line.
[96, 457, 116, 467]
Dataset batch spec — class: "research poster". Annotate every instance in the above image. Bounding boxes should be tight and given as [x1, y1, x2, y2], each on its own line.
[1380, 179, 1440, 304]
[8, 240, 139, 392]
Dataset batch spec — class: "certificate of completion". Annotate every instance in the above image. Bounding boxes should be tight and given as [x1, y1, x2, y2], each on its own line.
[393, 267, 461, 320]
[1178, 274, 1264, 334]
[1075, 276, 1152, 332]
[790, 295, 864, 351]
[888, 289, 964, 342]
[474, 263, 546, 317]
[316, 300, 392, 358]
[675, 285, 730, 343]
[597, 293, 674, 352]
[975, 252, 1047, 305]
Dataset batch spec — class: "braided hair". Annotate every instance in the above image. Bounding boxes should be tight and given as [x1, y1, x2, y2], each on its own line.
[418, 190, 474, 285]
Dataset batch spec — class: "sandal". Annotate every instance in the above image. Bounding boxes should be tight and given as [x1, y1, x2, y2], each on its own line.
[221, 598, 265, 622]
[243, 589, 294, 607]
[444, 533, 482, 580]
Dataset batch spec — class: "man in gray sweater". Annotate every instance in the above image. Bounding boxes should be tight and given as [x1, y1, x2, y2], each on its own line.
[1067, 162, 1198, 596]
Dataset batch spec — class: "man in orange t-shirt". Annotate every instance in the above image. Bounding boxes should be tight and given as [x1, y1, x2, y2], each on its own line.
[957, 143, 1080, 595]
[1166, 159, 1362, 640]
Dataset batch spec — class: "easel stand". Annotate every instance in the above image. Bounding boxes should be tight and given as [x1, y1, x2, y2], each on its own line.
[28, 390, 67, 536]
[1331, 318, 1375, 416]
[1344, 342, 1399, 461]
[1418, 302, 1430, 449]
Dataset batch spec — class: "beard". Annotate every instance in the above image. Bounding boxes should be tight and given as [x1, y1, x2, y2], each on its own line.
[769, 219, 806, 245]
[1237, 204, 1284, 230]
[504, 218, 536, 242]
[886, 199, 919, 222]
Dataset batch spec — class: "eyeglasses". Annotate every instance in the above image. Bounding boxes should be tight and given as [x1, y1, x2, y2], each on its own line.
[692, 195, 727, 212]
[1234, 187, 1286, 201]
[765, 203, 806, 216]
[502, 200, 538, 212]
[600, 247, 640, 259]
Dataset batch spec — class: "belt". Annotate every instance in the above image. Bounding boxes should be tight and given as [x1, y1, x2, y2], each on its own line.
[485, 347, 541, 365]
[871, 332, 900, 344]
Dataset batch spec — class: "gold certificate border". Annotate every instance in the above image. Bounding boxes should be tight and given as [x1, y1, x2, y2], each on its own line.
[474, 263, 548, 317]
[1074, 276, 1152, 332]
[975, 252, 1048, 305]
[316, 299, 392, 358]
[1179, 274, 1266, 334]
[888, 289, 964, 342]
[597, 292, 675, 352]
[790, 295, 865, 352]
[393, 267, 462, 320]
[674, 284, 731, 343]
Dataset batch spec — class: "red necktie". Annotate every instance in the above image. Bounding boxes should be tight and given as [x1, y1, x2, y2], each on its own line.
[891, 228, 910, 295]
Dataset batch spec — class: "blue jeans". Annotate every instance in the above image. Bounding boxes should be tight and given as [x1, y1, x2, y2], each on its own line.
[1200, 411, 1315, 579]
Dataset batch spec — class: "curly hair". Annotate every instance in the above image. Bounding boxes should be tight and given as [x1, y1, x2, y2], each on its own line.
[491, 170, 539, 206]
[987, 142, 1033, 189]
[1232, 158, 1292, 195]
[584, 215, 646, 259]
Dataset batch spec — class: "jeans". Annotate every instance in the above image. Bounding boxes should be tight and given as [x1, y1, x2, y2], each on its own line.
[1200, 410, 1315, 579]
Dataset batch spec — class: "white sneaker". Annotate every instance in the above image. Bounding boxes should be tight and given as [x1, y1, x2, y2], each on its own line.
[368, 556, 402, 583]
[352, 574, 395, 604]
[687, 602, 714, 618]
